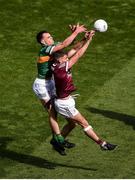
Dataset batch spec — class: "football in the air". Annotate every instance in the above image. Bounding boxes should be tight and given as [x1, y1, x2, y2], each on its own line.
[94, 19, 108, 32]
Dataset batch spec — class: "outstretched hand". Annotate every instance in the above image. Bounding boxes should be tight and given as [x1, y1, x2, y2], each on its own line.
[69, 23, 87, 34]
[69, 24, 77, 32]
[85, 30, 95, 40]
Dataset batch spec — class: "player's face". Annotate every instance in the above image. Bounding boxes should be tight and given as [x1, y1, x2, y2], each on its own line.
[41, 33, 54, 45]
[59, 54, 68, 63]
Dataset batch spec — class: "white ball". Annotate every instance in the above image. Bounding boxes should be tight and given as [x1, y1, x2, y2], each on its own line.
[94, 19, 108, 32]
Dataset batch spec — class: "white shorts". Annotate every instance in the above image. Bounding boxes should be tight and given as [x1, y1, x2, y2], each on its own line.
[54, 96, 79, 118]
[33, 78, 56, 102]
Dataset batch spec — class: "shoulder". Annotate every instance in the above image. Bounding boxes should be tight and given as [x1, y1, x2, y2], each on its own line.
[51, 62, 66, 70]
[40, 43, 58, 55]
[39, 46, 47, 55]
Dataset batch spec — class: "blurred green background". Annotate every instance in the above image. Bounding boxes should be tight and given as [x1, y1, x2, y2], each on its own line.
[0, 0, 135, 178]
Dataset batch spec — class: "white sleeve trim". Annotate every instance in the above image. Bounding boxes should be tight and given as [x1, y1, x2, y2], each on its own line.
[66, 61, 69, 72]
[49, 45, 55, 55]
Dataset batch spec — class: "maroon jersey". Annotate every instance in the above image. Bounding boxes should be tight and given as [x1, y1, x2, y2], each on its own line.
[51, 61, 76, 98]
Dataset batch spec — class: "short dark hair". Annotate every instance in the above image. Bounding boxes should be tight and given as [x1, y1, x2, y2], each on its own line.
[36, 30, 48, 44]
[53, 51, 66, 61]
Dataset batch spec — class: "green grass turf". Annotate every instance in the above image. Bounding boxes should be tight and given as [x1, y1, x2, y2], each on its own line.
[0, 0, 135, 178]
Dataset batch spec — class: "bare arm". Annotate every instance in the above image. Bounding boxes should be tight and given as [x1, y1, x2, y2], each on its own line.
[67, 38, 86, 58]
[68, 30, 95, 69]
[52, 25, 86, 53]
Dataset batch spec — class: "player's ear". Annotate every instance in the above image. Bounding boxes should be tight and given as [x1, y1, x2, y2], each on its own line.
[41, 39, 47, 45]
[41, 39, 44, 44]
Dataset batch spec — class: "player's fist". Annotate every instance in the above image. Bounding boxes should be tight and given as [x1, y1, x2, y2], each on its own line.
[69, 24, 77, 32]
[85, 30, 95, 40]
[75, 25, 87, 34]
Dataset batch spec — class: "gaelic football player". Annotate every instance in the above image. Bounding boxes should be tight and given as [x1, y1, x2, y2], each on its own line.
[51, 30, 117, 154]
[33, 24, 86, 155]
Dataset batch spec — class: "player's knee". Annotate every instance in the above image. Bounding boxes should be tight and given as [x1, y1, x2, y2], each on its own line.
[83, 125, 93, 132]
[41, 99, 51, 110]
[68, 121, 77, 128]
[72, 122, 77, 128]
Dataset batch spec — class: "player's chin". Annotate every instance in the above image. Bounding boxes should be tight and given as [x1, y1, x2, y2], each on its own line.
[50, 40, 54, 45]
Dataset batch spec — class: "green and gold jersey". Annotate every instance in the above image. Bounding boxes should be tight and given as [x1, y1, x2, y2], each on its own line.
[37, 42, 59, 79]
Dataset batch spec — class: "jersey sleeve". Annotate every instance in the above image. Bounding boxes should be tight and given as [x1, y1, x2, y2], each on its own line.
[41, 45, 55, 55]
[41, 42, 61, 55]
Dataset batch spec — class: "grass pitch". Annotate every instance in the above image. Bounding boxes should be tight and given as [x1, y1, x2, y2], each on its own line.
[0, 0, 135, 178]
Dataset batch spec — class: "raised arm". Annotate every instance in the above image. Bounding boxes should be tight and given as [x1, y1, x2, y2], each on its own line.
[52, 24, 86, 53]
[67, 37, 86, 58]
[68, 30, 95, 69]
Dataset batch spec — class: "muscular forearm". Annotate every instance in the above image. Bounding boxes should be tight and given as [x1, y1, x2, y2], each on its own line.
[67, 38, 86, 58]
[52, 24, 86, 53]
[68, 38, 92, 68]
[52, 31, 79, 53]
[73, 38, 86, 51]
[76, 38, 91, 58]
[62, 31, 79, 48]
